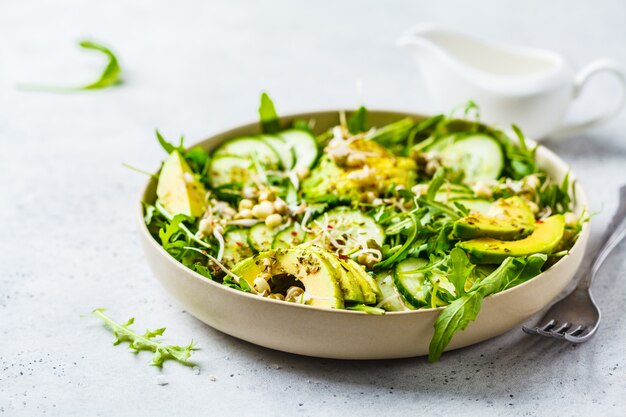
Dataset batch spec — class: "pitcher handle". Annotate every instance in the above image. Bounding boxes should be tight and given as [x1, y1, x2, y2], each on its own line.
[550, 59, 626, 138]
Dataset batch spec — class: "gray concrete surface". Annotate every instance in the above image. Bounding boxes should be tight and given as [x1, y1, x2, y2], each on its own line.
[1, 0, 626, 416]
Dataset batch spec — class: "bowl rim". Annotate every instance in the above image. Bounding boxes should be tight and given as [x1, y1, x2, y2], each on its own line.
[137, 109, 591, 317]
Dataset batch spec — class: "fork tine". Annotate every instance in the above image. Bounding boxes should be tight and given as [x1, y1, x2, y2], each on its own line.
[552, 322, 571, 334]
[567, 325, 585, 336]
[522, 326, 539, 335]
[537, 327, 559, 337]
[540, 320, 557, 331]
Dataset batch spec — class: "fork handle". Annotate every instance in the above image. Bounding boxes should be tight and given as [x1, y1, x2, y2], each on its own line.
[579, 185, 626, 288]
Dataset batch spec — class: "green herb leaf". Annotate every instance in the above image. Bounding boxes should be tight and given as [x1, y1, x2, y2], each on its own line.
[347, 106, 368, 134]
[155, 130, 185, 154]
[346, 304, 386, 315]
[429, 254, 547, 361]
[185, 146, 210, 174]
[426, 168, 446, 201]
[259, 92, 280, 133]
[367, 117, 415, 147]
[446, 248, 474, 296]
[18, 40, 122, 92]
[78, 40, 122, 90]
[428, 291, 483, 362]
[92, 309, 196, 367]
[469, 257, 526, 296]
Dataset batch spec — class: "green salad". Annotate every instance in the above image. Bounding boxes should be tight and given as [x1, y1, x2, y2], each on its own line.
[143, 95, 584, 361]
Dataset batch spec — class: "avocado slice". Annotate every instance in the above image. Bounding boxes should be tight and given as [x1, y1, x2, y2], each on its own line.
[343, 259, 381, 304]
[232, 249, 344, 309]
[314, 250, 365, 303]
[454, 197, 536, 241]
[458, 214, 565, 264]
[156, 150, 207, 217]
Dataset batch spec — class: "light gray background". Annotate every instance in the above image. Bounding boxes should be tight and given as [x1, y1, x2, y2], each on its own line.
[1, 0, 626, 416]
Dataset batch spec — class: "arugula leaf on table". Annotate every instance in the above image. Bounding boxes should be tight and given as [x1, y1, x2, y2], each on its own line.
[259, 92, 280, 133]
[77, 40, 122, 90]
[92, 309, 196, 367]
[18, 40, 122, 92]
[347, 106, 368, 134]
[446, 248, 474, 297]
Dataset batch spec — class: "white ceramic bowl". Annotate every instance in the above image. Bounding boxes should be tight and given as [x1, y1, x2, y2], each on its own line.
[138, 110, 590, 360]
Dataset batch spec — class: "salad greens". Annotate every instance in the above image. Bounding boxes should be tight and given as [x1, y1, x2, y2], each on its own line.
[18, 40, 122, 92]
[143, 94, 583, 361]
[93, 309, 196, 367]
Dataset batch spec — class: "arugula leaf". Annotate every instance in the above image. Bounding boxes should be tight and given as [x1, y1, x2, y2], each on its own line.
[185, 146, 210, 175]
[497, 125, 538, 179]
[347, 106, 368, 134]
[92, 309, 196, 367]
[428, 291, 483, 362]
[155, 130, 185, 154]
[259, 92, 280, 133]
[469, 257, 526, 296]
[292, 118, 314, 133]
[192, 262, 213, 279]
[367, 118, 415, 147]
[429, 254, 547, 361]
[538, 172, 572, 214]
[223, 275, 252, 292]
[346, 304, 386, 315]
[78, 41, 122, 90]
[375, 214, 419, 269]
[446, 248, 474, 296]
[506, 253, 547, 289]
[158, 214, 191, 251]
[18, 40, 122, 92]
[426, 168, 446, 201]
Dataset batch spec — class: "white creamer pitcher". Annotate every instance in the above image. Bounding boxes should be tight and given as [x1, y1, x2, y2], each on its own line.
[398, 24, 626, 139]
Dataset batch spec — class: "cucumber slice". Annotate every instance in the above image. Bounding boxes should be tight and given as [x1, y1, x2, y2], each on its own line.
[278, 129, 319, 170]
[440, 134, 504, 182]
[452, 198, 492, 214]
[272, 224, 305, 249]
[308, 206, 385, 253]
[222, 228, 254, 268]
[248, 223, 276, 252]
[393, 257, 430, 308]
[259, 135, 295, 170]
[213, 137, 281, 168]
[208, 156, 255, 188]
[375, 271, 413, 311]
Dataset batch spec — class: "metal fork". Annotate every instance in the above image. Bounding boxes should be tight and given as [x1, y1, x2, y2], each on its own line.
[522, 185, 626, 342]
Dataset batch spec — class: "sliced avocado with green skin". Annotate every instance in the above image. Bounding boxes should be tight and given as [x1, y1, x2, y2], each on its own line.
[454, 197, 536, 241]
[314, 250, 365, 303]
[343, 258, 379, 304]
[156, 150, 207, 217]
[232, 249, 344, 309]
[458, 214, 565, 264]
